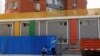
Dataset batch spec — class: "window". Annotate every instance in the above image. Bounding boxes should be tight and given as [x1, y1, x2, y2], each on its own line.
[7, 1, 18, 9]
[52, 0, 55, 4]
[46, 7, 54, 11]
[55, 0, 58, 5]
[72, 0, 77, 8]
[59, 21, 67, 26]
[13, 1, 18, 9]
[7, 24, 12, 27]
[57, 0, 60, 5]
[35, 2, 40, 12]
[47, 0, 52, 4]
[8, 2, 13, 9]
[80, 20, 89, 25]
[23, 23, 29, 27]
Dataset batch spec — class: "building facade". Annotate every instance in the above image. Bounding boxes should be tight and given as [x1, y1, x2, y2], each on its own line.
[4, 0, 87, 45]
[5, 0, 87, 13]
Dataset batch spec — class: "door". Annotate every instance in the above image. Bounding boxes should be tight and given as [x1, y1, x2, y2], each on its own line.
[0, 22, 13, 36]
[48, 20, 68, 43]
[20, 22, 29, 36]
[80, 19, 99, 39]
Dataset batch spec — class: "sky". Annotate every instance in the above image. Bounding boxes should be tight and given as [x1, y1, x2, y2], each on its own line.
[0, 0, 100, 14]
[0, 0, 5, 14]
[87, 0, 100, 9]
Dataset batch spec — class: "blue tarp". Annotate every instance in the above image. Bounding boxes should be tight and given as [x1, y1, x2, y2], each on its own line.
[0, 36, 57, 55]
